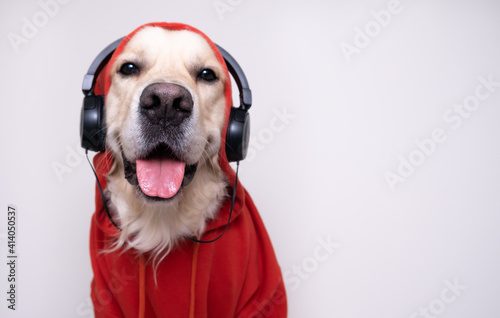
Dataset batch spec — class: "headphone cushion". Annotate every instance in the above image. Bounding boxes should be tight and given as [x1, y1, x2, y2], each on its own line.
[226, 107, 250, 162]
[80, 95, 106, 152]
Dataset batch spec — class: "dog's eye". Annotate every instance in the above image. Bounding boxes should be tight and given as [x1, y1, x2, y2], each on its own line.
[198, 69, 218, 82]
[119, 63, 140, 76]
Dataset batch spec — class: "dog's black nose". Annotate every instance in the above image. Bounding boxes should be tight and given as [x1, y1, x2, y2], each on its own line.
[139, 83, 193, 126]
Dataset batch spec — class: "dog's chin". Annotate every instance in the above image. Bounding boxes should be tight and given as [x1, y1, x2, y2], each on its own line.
[121, 146, 198, 204]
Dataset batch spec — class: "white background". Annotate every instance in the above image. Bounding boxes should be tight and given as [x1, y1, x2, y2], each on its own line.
[1, 0, 500, 317]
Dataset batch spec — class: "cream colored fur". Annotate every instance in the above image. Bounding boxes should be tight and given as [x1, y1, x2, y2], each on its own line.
[103, 27, 229, 264]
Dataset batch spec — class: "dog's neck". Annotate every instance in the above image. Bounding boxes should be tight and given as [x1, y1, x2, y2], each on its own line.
[104, 155, 227, 260]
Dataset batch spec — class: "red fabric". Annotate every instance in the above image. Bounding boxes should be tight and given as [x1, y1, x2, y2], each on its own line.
[89, 22, 287, 317]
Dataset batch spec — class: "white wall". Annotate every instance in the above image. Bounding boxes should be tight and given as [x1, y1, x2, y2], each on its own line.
[1, 0, 500, 317]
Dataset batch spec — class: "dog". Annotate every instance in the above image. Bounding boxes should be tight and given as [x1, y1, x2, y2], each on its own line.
[84, 22, 287, 317]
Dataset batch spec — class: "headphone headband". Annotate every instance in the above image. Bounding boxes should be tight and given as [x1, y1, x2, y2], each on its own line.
[214, 45, 252, 110]
[82, 37, 123, 96]
[81, 37, 252, 109]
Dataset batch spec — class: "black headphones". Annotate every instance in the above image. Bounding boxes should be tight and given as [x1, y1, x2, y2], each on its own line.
[80, 37, 252, 162]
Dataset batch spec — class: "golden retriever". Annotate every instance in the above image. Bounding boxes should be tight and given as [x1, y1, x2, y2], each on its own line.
[86, 22, 287, 317]
[104, 26, 228, 262]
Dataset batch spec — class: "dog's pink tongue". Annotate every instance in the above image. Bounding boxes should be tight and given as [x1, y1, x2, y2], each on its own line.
[136, 157, 185, 198]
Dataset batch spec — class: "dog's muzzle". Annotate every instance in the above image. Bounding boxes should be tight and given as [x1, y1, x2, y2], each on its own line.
[122, 82, 198, 201]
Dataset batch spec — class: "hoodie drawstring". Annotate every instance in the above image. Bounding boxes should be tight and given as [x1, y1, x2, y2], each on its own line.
[189, 242, 200, 318]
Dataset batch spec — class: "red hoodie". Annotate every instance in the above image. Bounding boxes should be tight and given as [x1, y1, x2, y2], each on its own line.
[88, 22, 287, 317]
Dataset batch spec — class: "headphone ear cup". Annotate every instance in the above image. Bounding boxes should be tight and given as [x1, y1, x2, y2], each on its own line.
[80, 94, 106, 152]
[226, 107, 250, 162]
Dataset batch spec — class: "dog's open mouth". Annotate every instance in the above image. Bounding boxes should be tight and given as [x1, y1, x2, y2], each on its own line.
[122, 145, 198, 201]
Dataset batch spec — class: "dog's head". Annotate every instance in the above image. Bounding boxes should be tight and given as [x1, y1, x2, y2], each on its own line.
[102, 25, 230, 205]
[91, 23, 239, 257]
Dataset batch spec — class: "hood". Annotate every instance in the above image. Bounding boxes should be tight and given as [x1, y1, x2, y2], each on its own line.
[91, 22, 245, 237]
